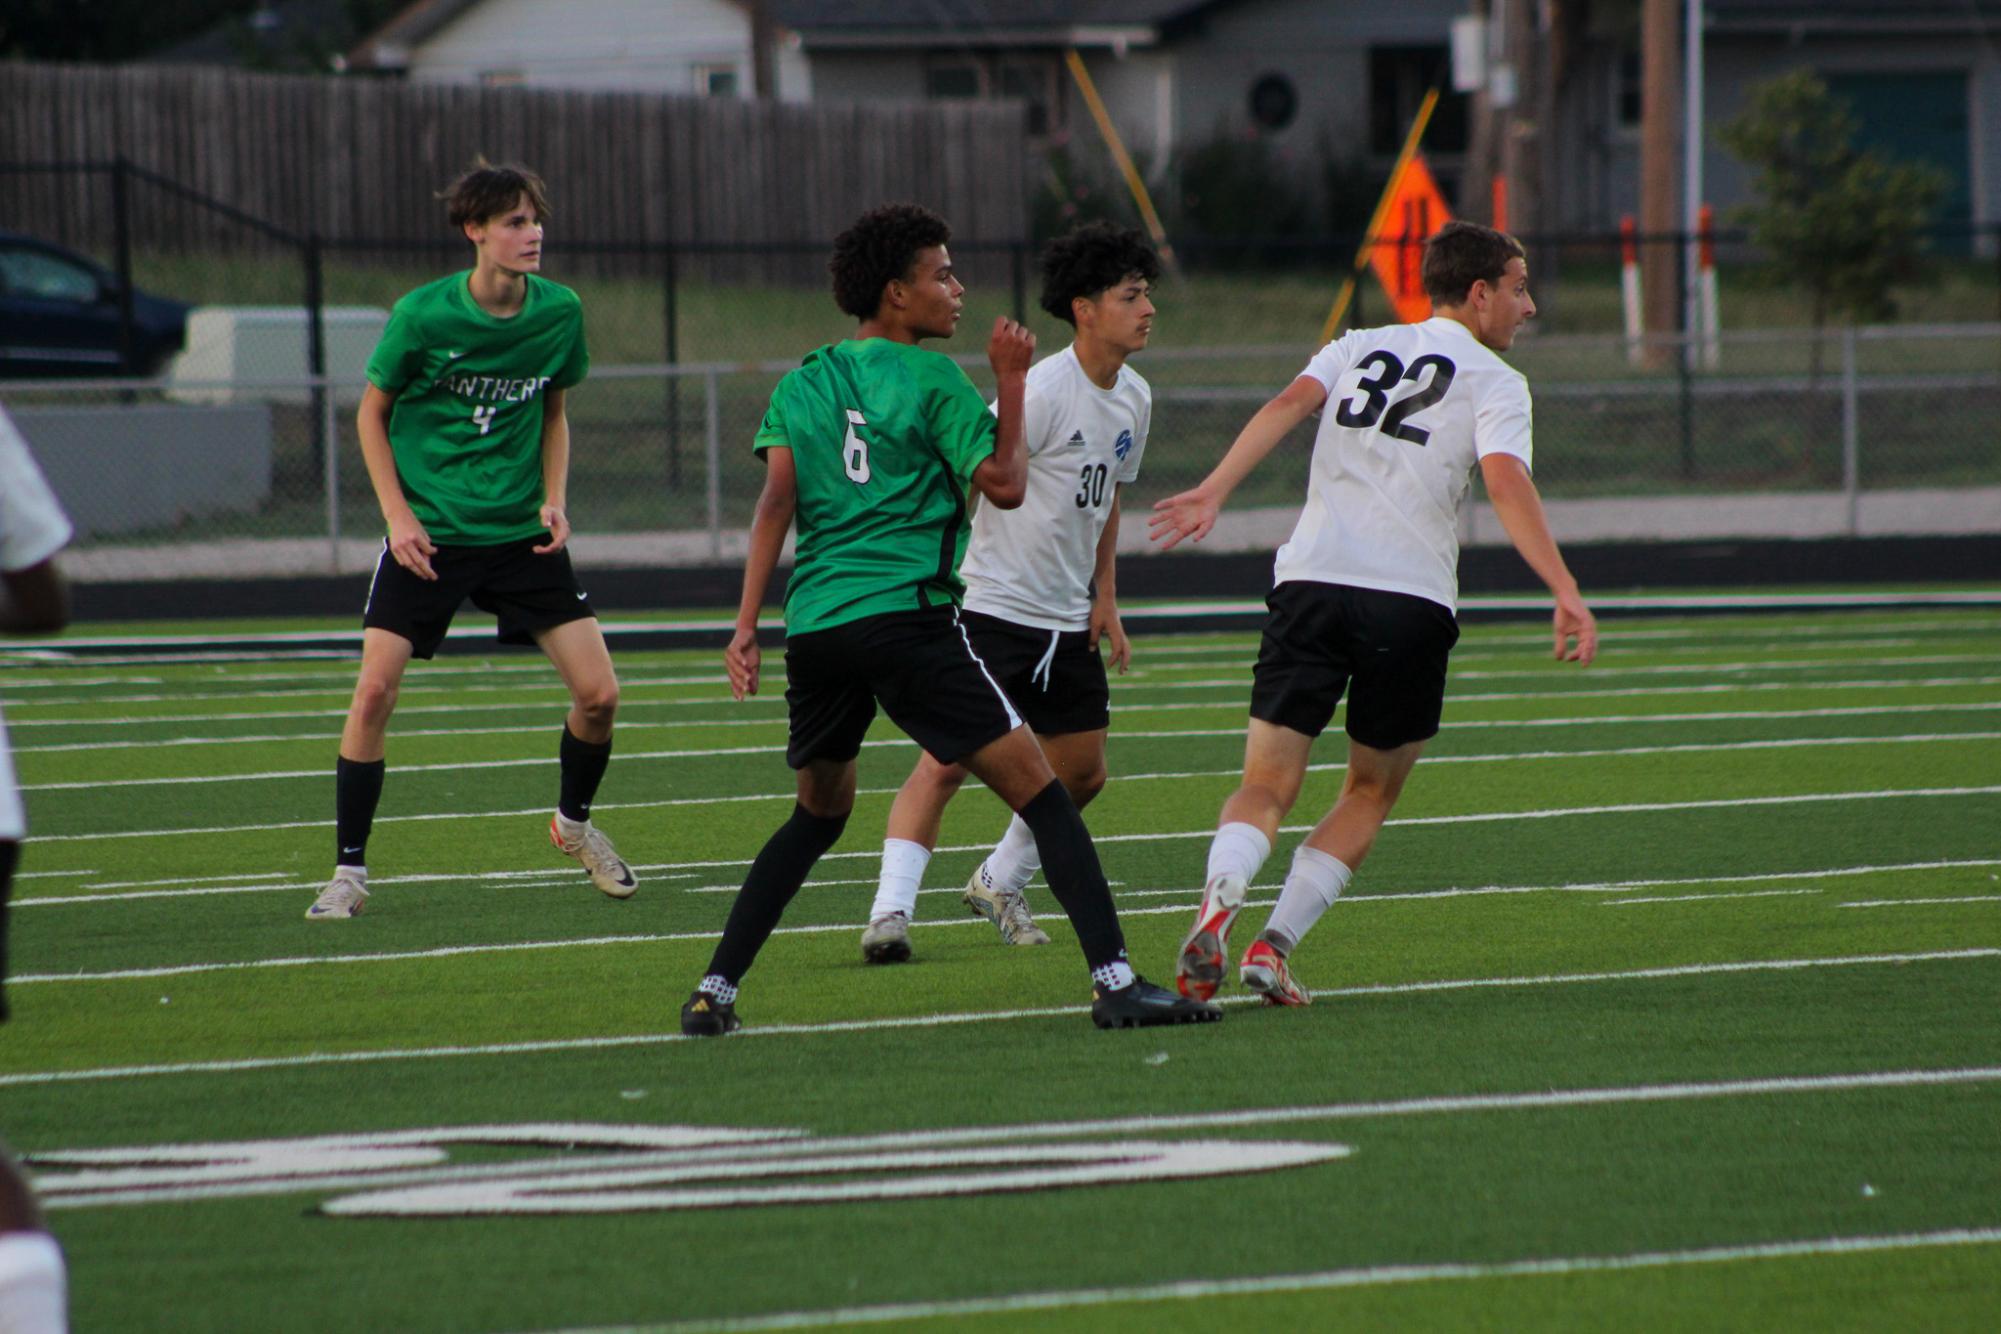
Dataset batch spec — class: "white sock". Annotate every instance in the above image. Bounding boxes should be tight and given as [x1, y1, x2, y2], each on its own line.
[0, 1232, 67, 1334]
[869, 839, 931, 921]
[1091, 960, 1136, 990]
[697, 975, 738, 1005]
[1205, 821, 1272, 887]
[983, 815, 1041, 895]
[1262, 845, 1352, 955]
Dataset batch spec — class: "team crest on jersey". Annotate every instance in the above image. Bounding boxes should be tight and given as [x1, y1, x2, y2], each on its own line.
[1064, 430, 1087, 447]
[1114, 429, 1133, 461]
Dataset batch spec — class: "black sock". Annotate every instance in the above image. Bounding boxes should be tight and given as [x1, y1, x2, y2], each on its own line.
[703, 803, 849, 984]
[335, 757, 386, 868]
[1017, 779, 1127, 972]
[558, 726, 613, 823]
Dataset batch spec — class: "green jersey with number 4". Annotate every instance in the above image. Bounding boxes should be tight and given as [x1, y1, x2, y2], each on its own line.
[755, 338, 998, 635]
[365, 271, 590, 545]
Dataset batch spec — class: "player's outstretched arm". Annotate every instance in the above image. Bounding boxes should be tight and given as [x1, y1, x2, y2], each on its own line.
[1149, 375, 1326, 550]
[971, 317, 1036, 509]
[357, 384, 437, 580]
[535, 387, 572, 553]
[1479, 453, 1597, 665]
[726, 447, 797, 700]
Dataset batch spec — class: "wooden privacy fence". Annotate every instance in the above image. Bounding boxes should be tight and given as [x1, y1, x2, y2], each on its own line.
[0, 62, 1030, 276]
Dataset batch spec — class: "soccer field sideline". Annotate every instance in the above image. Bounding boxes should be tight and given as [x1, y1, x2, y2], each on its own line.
[3, 607, 1998, 1330]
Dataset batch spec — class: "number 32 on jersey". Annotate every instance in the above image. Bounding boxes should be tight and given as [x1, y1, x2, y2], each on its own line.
[1333, 351, 1457, 446]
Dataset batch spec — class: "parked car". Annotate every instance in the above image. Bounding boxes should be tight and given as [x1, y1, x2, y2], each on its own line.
[0, 230, 191, 378]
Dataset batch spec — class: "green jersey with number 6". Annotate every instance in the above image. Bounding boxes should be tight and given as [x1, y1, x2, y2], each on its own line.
[365, 272, 590, 545]
[755, 338, 998, 635]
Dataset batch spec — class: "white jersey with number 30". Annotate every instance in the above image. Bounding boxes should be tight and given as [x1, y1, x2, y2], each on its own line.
[1274, 316, 1533, 613]
[960, 345, 1150, 631]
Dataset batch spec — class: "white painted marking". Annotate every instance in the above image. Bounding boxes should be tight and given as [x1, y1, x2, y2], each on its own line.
[30, 729, 1998, 794]
[1840, 896, 2001, 908]
[1602, 889, 1825, 906]
[535, 1227, 2001, 1332]
[23, 774, 2001, 847]
[3, 949, 1992, 1087]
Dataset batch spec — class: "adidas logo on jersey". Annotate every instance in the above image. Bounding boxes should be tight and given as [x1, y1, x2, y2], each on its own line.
[1064, 430, 1087, 447]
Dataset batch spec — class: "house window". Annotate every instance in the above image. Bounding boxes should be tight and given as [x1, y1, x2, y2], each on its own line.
[696, 64, 739, 97]
[926, 63, 983, 100]
[1369, 46, 1469, 156]
[1249, 72, 1298, 131]
[1616, 50, 1641, 129]
[997, 61, 1056, 135]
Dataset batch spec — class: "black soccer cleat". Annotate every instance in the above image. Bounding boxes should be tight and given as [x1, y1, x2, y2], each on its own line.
[680, 990, 742, 1036]
[1090, 976, 1223, 1029]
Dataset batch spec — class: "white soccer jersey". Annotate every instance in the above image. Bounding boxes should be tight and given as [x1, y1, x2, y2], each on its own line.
[1273, 316, 1533, 612]
[1, 406, 75, 840]
[960, 345, 1150, 631]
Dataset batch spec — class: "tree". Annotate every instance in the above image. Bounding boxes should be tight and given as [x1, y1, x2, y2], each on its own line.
[1719, 70, 1947, 355]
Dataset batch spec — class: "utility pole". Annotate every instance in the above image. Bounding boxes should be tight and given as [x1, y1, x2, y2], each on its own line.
[747, 0, 776, 100]
[1640, 0, 1681, 367]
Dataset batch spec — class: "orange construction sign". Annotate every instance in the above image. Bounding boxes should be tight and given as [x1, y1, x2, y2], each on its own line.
[1368, 154, 1453, 324]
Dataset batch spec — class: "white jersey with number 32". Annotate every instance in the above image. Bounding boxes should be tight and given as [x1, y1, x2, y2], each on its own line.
[1275, 316, 1533, 613]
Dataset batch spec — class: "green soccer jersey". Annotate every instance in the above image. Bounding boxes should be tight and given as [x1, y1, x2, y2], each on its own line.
[755, 338, 998, 635]
[365, 271, 590, 545]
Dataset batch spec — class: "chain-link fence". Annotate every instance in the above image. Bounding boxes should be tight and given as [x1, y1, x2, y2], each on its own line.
[6, 161, 1998, 579]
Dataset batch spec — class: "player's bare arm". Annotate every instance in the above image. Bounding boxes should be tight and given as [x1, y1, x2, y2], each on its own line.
[535, 387, 573, 553]
[970, 317, 1035, 509]
[1479, 453, 1598, 665]
[726, 446, 797, 700]
[1149, 375, 1328, 550]
[1091, 486, 1131, 673]
[356, 383, 437, 580]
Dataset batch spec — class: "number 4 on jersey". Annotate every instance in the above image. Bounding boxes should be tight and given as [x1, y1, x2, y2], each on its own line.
[471, 405, 498, 436]
[842, 409, 872, 484]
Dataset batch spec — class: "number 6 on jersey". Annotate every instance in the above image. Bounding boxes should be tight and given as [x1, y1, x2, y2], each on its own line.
[842, 409, 872, 484]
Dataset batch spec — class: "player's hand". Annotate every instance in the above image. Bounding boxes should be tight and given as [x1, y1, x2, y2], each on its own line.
[1148, 487, 1220, 551]
[1554, 592, 1597, 666]
[1092, 601, 1132, 674]
[387, 512, 438, 581]
[987, 317, 1035, 380]
[535, 503, 571, 554]
[725, 626, 761, 700]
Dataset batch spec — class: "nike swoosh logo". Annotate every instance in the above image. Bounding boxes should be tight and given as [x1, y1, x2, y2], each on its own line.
[576, 591, 589, 600]
[445, 350, 466, 360]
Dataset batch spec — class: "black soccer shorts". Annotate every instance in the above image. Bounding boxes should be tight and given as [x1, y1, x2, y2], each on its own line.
[960, 610, 1111, 736]
[362, 537, 595, 659]
[1248, 579, 1461, 750]
[783, 606, 1022, 769]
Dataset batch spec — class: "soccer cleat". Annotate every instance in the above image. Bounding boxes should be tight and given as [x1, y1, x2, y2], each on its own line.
[1091, 976, 1223, 1029]
[860, 912, 913, 965]
[1239, 938, 1313, 1007]
[550, 815, 638, 898]
[680, 990, 741, 1036]
[962, 864, 1050, 946]
[1174, 873, 1247, 1001]
[304, 873, 368, 920]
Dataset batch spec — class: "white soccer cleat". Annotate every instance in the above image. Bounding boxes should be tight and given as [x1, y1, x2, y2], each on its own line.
[550, 815, 638, 899]
[962, 864, 1050, 946]
[305, 872, 369, 920]
[1175, 873, 1247, 1001]
[860, 911, 913, 964]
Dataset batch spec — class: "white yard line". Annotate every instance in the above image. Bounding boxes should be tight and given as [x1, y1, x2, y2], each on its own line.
[25, 729, 2000, 793]
[1603, 889, 1825, 906]
[1841, 897, 2001, 908]
[554, 1225, 2001, 1334]
[2, 949, 1994, 1088]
